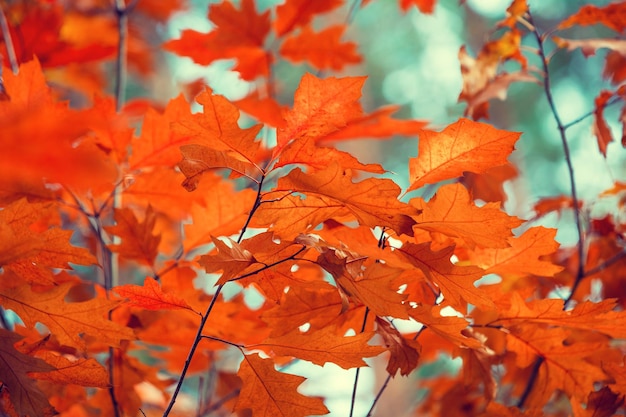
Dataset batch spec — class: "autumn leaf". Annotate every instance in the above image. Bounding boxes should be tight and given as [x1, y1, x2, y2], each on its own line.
[410, 305, 482, 348]
[558, 3, 626, 32]
[506, 326, 608, 405]
[105, 206, 161, 266]
[317, 251, 410, 319]
[0, 329, 55, 417]
[235, 354, 330, 416]
[410, 183, 523, 248]
[276, 162, 418, 236]
[163, 0, 271, 80]
[593, 90, 615, 157]
[376, 317, 421, 376]
[276, 73, 366, 152]
[399, 0, 436, 13]
[408, 119, 521, 191]
[0, 283, 135, 349]
[280, 25, 361, 71]
[114, 277, 195, 312]
[468, 227, 564, 278]
[30, 352, 109, 388]
[398, 242, 494, 310]
[274, 0, 343, 37]
[199, 236, 258, 284]
[259, 326, 385, 369]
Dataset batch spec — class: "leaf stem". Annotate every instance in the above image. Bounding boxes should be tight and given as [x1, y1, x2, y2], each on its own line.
[349, 307, 370, 417]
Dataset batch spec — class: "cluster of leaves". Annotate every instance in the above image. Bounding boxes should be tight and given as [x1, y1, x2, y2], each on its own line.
[0, 0, 625, 416]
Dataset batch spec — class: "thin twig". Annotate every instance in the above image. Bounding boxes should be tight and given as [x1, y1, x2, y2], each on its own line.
[0, 7, 18, 73]
[583, 250, 626, 277]
[527, 12, 585, 307]
[349, 307, 370, 417]
[162, 283, 225, 417]
[563, 96, 622, 130]
[114, 0, 132, 112]
[516, 356, 544, 408]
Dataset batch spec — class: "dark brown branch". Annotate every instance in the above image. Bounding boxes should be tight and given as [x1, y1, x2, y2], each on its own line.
[517, 356, 544, 408]
[349, 307, 370, 417]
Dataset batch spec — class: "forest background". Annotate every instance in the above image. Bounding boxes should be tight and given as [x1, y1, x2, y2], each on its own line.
[1, 0, 626, 416]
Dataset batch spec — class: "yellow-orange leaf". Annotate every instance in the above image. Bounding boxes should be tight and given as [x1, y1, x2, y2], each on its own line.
[199, 236, 257, 284]
[106, 206, 161, 267]
[277, 162, 417, 236]
[31, 352, 109, 388]
[408, 119, 520, 191]
[114, 277, 195, 312]
[398, 243, 493, 310]
[0, 283, 135, 349]
[235, 354, 329, 417]
[260, 326, 384, 369]
[469, 227, 563, 277]
[411, 183, 523, 248]
[376, 317, 421, 376]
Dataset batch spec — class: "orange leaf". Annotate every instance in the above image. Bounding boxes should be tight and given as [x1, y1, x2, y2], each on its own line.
[399, 0, 436, 13]
[506, 326, 607, 405]
[274, 0, 343, 36]
[114, 277, 195, 312]
[0, 283, 135, 349]
[558, 3, 626, 33]
[411, 183, 523, 248]
[276, 163, 418, 236]
[163, 0, 271, 80]
[408, 118, 521, 191]
[0, 329, 55, 417]
[410, 305, 481, 348]
[276, 73, 366, 152]
[260, 326, 384, 369]
[274, 136, 385, 173]
[398, 243, 493, 310]
[280, 25, 361, 71]
[128, 95, 193, 170]
[376, 317, 421, 376]
[593, 90, 615, 157]
[106, 206, 161, 267]
[199, 237, 257, 284]
[261, 284, 343, 337]
[469, 227, 564, 278]
[30, 352, 109, 388]
[494, 293, 626, 339]
[317, 251, 410, 318]
[235, 354, 329, 416]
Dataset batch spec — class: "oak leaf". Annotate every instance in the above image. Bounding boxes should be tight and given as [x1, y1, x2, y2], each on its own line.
[468, 227, 564, 278]
[163, 0, 271, 80]
[280, 25, 361, 71]
[593, 90, 615, 157]
[375, 317, 421, 376]
[0, 329, 55, 417]
[30, 352, 109, 388]
[235, 354, 330, 416]
[399, 0, 436, 13]
[408, 118, 521, 191]
[410, 305, 482, 348]
[558, 3, 626, 33]
[199, 236, 257, 284]
[0, 283, 135, 349]
[114, 277, 195, 312]
[106, 206, 161, 267]
[276, 163, 417, 236]
[260, 326, 385, 369]
[317, 251, 410, 319]
[274, 0, 343, 36]
[398, 242, 493, 310]
[276, 73, 365, 153]
[411, 183, 523, 248]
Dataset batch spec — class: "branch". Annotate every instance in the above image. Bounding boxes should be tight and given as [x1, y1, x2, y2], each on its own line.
[517, 356, 544, 408]
[527, 12, 585, 307]
[563, 95, 622, 130]
[114, 0, 136, 112]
